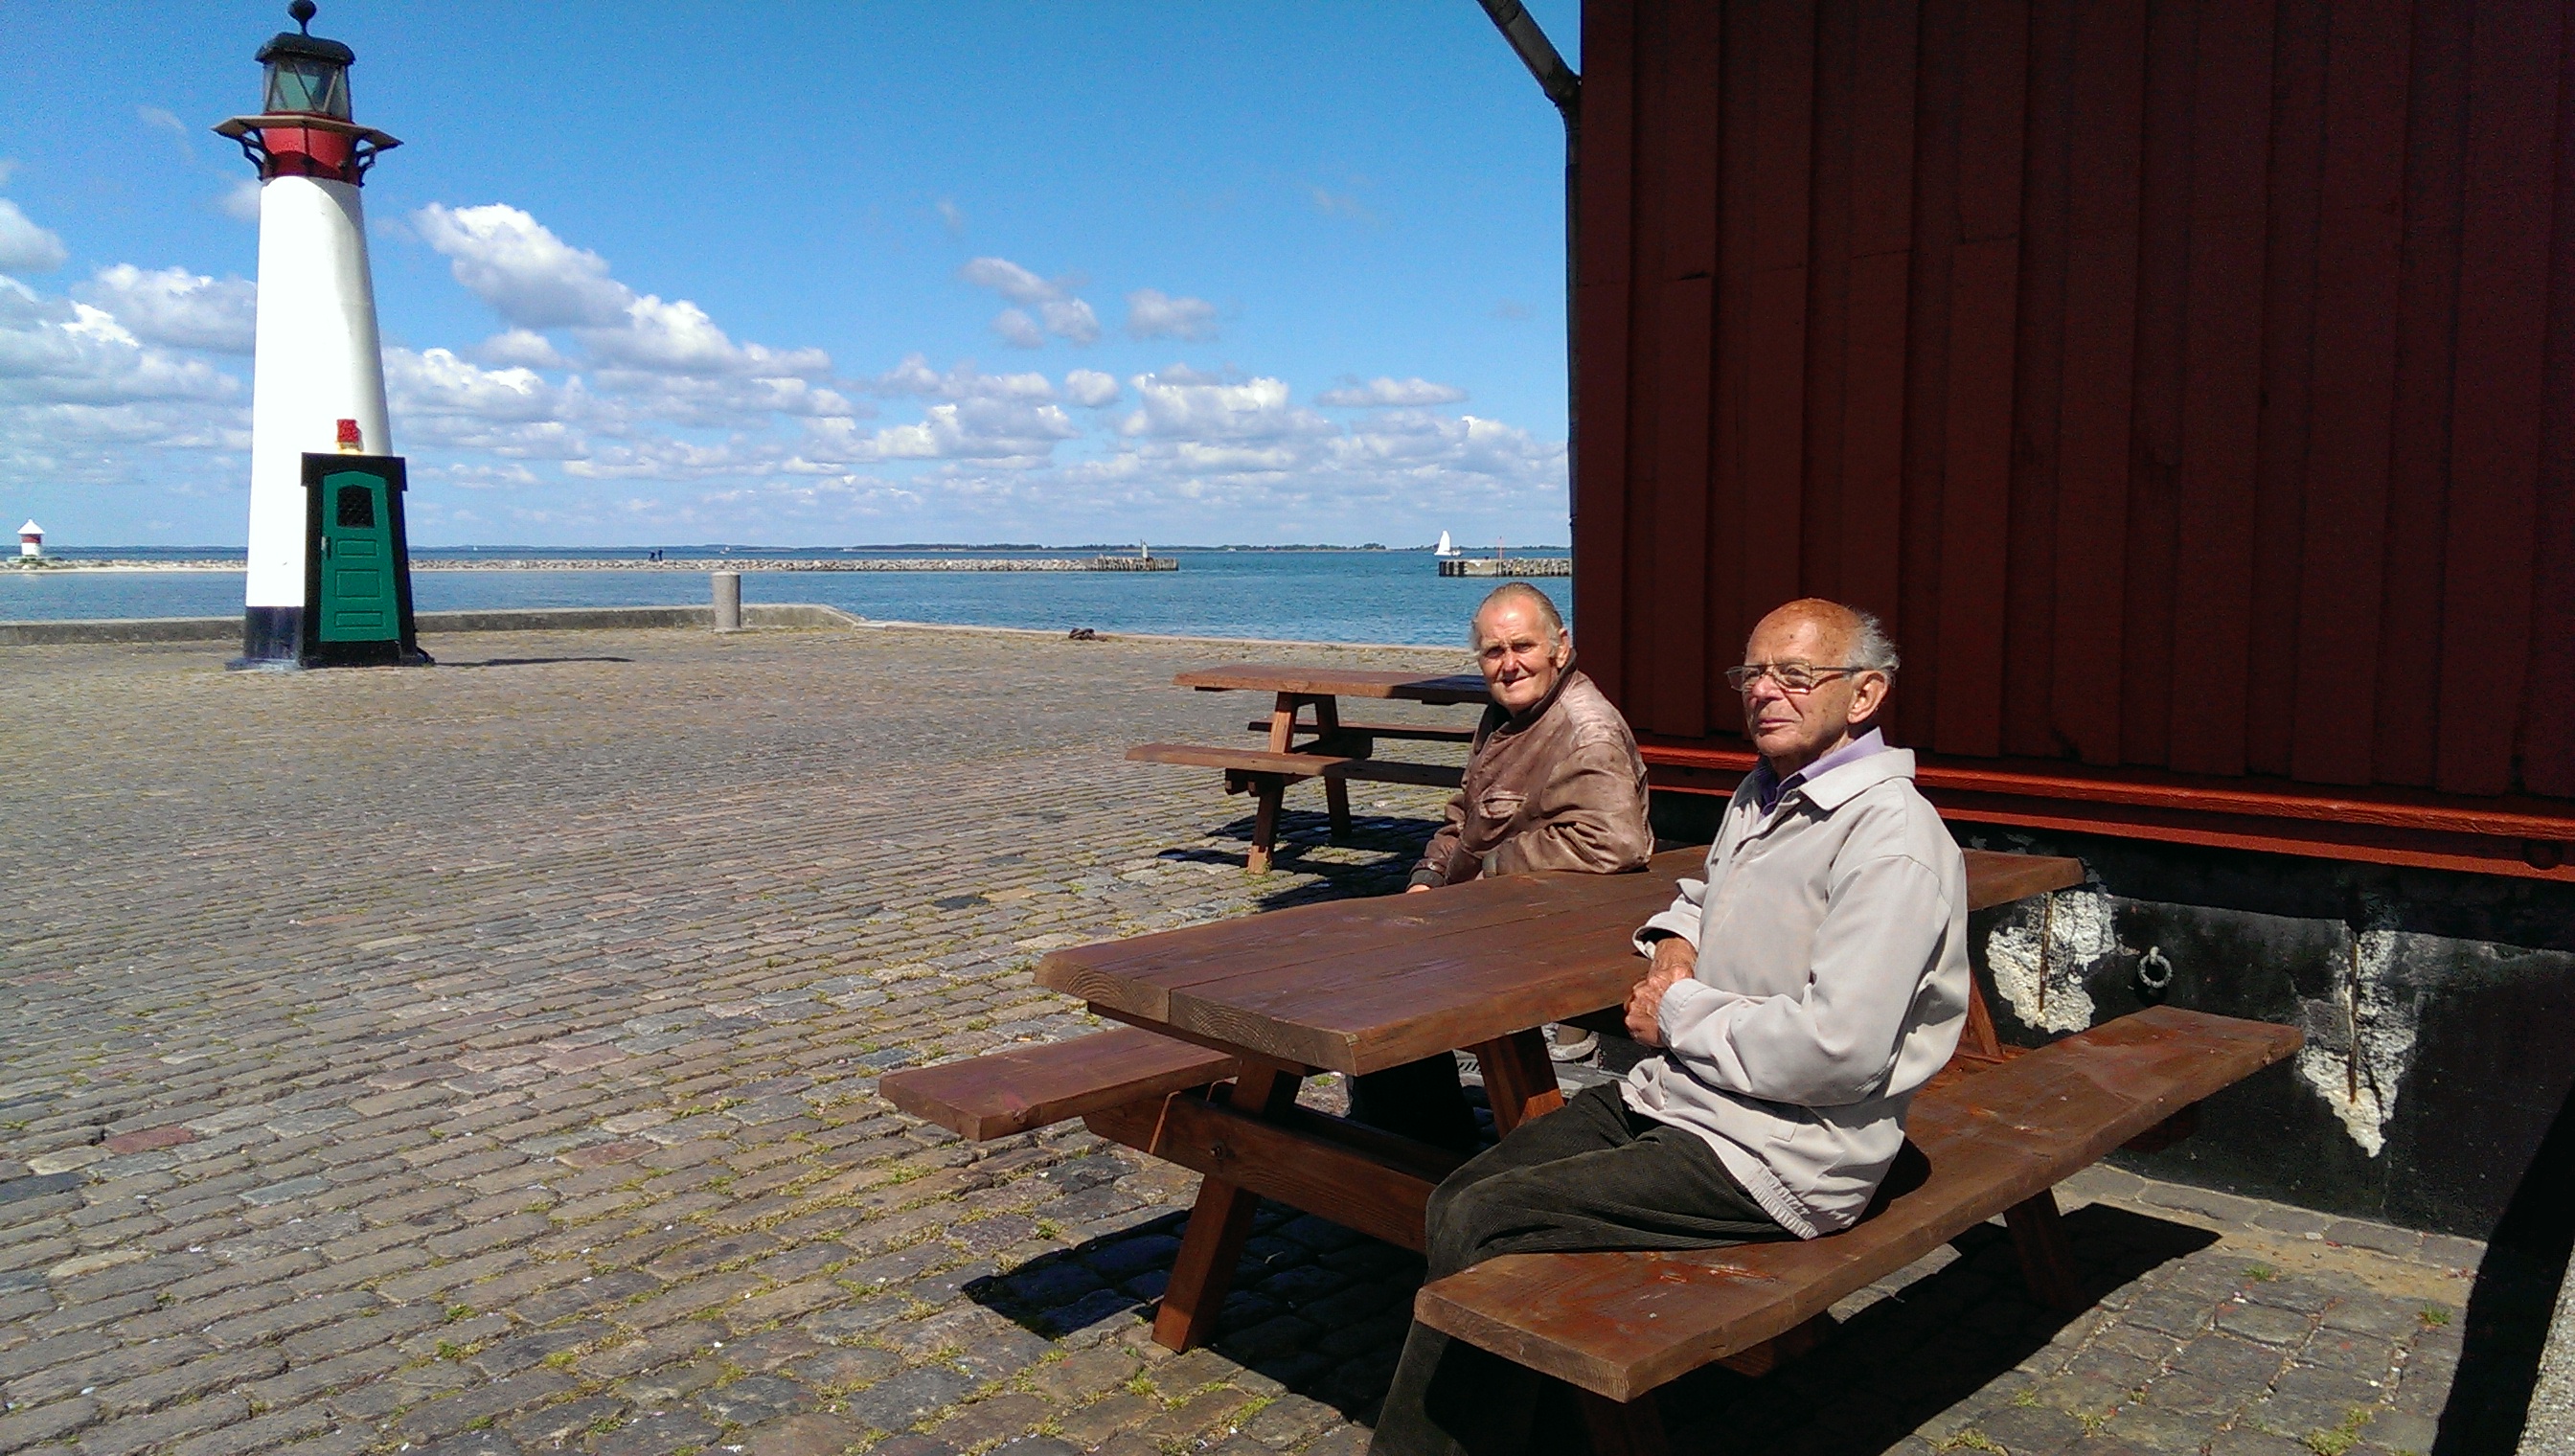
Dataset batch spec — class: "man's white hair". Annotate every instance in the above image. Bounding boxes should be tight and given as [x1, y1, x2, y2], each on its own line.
[1848, 607, 1900, 676]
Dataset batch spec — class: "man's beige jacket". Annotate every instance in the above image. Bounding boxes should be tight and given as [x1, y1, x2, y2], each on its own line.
[1623, 748, 1970, 1238]
[1409, 668, 1653, 889]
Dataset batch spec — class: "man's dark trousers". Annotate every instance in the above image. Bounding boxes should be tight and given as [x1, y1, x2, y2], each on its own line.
[1367, 1081, 1787, 1456]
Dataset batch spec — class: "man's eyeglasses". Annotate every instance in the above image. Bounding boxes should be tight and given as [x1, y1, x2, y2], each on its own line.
[1724, 662, 1868, 694]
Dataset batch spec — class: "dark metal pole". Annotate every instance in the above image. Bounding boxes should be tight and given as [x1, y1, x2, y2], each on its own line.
[1472, 1, 1580, 566]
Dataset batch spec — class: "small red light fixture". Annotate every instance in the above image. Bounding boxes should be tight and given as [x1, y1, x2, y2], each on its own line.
[336, 417, 361, 451]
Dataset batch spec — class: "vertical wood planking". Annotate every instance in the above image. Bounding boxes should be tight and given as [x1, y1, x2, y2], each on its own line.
[2166, 0, 2276, 777]
[1575, 0, 1640, 709]
[1836, 2, 1920, 629]
[1999, 0, 2073, 761]
[2118, 0, 2199, 768]
[2518, 21, 2575, 799]
[1930, 0, 2030, 759]
[2245, 0, 2330, 777]
[1699, 2, 1760, 721]
[2290, 0, 2414, 785]
[1799, 0, 1860, 603]
[1582, 0, 2575, 816]
[1737, 0, 1818, 634]
[1641, 0, 1724, 739]
[2372, 0, 2472, 786]
[2431, 0, 2564, 794]
[1899, 0, 1969, 747]
[2048, 0, 2149, 766]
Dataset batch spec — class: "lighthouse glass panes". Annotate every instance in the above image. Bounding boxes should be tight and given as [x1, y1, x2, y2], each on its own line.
[263, 54, 350, 118]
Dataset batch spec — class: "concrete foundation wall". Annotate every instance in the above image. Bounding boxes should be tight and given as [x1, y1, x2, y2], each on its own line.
[1651, 793, 2575, 1240]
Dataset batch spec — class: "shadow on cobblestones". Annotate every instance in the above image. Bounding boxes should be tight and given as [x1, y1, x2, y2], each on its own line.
[969, 1201, 1424, 1424]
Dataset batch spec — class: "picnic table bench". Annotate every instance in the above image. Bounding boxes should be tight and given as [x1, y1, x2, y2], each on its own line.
[879, 847, 2299, 1442]
[1128, 663, 1492, 872]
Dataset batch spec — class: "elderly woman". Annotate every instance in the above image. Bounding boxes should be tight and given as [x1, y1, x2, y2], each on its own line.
[1349, 582, 1654, 1151]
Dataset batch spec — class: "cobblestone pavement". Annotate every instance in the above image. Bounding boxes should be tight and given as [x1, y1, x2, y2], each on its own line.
[0, 626, 2483, 1456]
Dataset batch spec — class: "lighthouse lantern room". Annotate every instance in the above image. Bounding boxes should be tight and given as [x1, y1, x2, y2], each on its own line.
[215, 1, 426, 669]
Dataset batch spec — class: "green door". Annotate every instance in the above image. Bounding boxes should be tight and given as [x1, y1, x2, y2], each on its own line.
[316, 471, 397, 642]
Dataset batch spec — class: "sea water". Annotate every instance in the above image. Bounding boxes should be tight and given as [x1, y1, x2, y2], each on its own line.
[0, 548, 1575, 648]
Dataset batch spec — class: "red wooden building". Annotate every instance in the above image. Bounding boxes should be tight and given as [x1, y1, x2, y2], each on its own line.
[1566, 0, 2575, 883]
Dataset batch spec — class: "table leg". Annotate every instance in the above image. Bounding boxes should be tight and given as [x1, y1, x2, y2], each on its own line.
[1246, 778, 1284, 875]
[1311, 697, 1354, 841]
[2004, 1188, 2085, 1312]
[1151, 1065, 1301, 1351]
[1266, 693, 1301, 752]
[1580, 1391, 1671, 1456]
[1470, 1028, 1565, 1133]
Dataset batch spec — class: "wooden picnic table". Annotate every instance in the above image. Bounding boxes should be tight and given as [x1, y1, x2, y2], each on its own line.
[1031, 844, 2086, 1351]
[1133, 663, 1494, 872]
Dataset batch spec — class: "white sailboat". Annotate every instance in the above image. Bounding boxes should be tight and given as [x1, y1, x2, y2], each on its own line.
[1434, 530, 1460, 557]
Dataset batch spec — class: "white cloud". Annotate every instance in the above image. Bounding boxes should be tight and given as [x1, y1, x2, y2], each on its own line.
[564, 439, 768, 481]
[870, 353, 1056, 402]
[475, 329, 566, 369]
[592, 369, 856, 430]
[0, 272, 249, 499]
[219, 179, 262, 223]
[0, 200, 69, 274]
[416, 203, 832, 389]
[137, 107, 191, 147]
[1315, 375, 1468, 408]
[431, 462, 541, 490]
[414, 202, 631, 329]
[77, 265, 257, 353]
[582, 293, 832, 378]
[957, 257, 1057, 307]
[936, 198, 966, 237]
[991, 307, 1046, 350]
[1062, 369, 1119, 407]
[0, 281, 239, 406]
[809, 386, 1077, 466]
[1124, 289, 1219, 342]
[387, 347, 565, 423]
[1119, 371, 1329, 442]
[956, 257, 1100, 346]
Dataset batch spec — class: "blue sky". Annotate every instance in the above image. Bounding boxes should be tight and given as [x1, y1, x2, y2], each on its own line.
[1, 2, 1581, 547]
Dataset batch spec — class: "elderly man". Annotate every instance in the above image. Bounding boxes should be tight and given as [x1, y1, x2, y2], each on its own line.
[1347, 582, 1652, 1152]
[1369, 599, 1970, 1456]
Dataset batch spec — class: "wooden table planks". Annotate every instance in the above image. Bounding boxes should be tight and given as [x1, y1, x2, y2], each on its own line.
[1174, 663, 1492, 702]
[1035, 847, 2085, 1077]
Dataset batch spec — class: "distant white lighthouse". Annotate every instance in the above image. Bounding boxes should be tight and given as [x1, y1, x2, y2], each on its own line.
[17, 521, 41, 559]
[215, 1, 401, 667]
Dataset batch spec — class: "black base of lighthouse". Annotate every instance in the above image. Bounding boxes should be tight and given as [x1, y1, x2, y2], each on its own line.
[229, 605, 305, 670]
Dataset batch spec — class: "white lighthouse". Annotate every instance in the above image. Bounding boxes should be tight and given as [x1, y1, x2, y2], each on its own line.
[215, 1, 402, 667]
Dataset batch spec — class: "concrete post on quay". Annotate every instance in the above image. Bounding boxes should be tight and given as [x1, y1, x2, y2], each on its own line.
[712, 571, 742, 632]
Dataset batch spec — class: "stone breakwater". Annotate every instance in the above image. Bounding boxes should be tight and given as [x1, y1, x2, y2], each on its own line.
[1436, 557, 1571, 577]
[7, 556, 1177, 572]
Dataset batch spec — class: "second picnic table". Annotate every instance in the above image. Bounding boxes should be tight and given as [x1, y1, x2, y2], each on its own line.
[1128, 662, 1494, 872]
